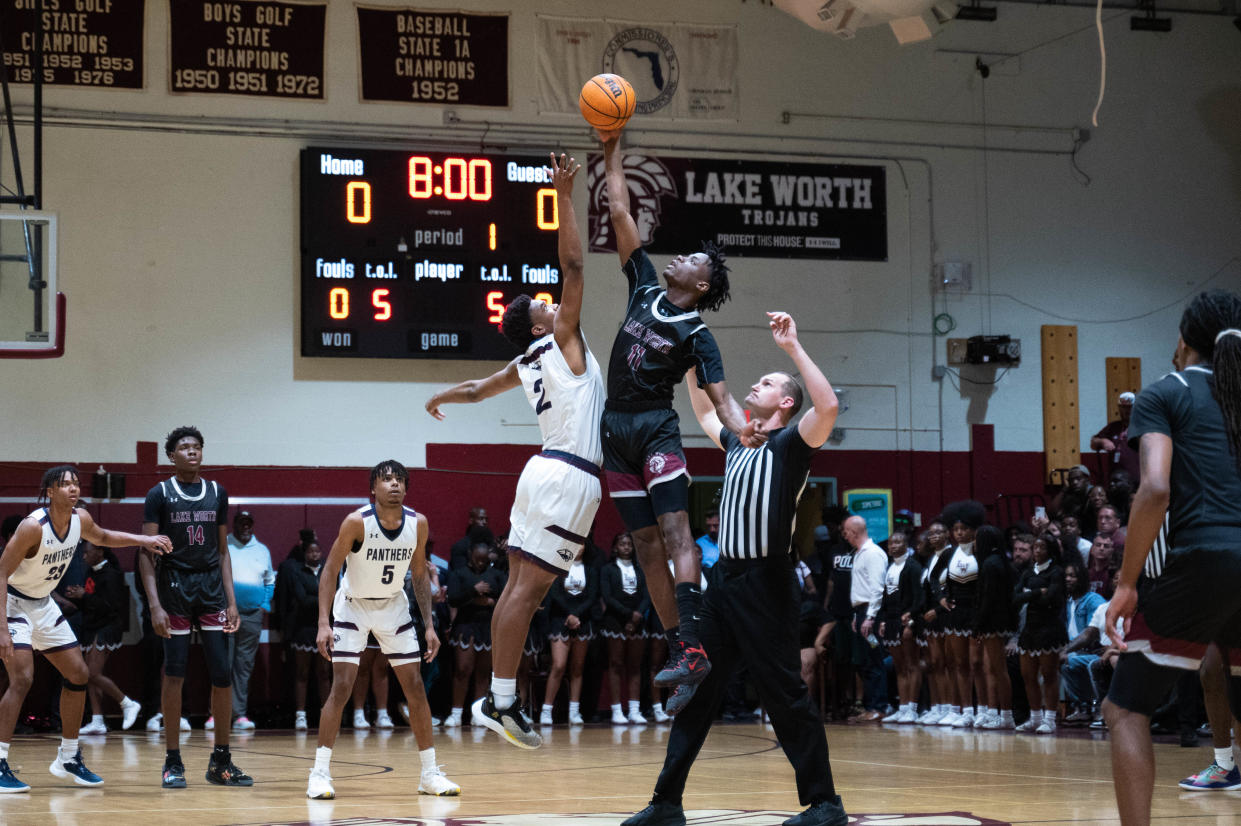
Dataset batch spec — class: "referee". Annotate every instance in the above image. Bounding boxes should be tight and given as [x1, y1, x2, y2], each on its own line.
[622, 312, 846, 826]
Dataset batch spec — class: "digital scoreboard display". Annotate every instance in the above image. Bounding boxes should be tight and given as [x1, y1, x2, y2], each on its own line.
[300, 147, 563, 359]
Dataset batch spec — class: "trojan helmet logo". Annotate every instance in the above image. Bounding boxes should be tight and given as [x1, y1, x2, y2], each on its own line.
[588, 154, 677, 252]
[647, 454, 667, 476]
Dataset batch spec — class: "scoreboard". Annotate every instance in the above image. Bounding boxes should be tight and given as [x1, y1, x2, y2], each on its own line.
[300, 147, 563, 359]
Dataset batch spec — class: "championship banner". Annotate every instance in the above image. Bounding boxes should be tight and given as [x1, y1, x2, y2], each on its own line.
[537, 16, 737, 120]
[586, 154, 888, 261]
[0, 0, 144, 89]
[356, 5, 508, 106]
[169, 0, 326, 99]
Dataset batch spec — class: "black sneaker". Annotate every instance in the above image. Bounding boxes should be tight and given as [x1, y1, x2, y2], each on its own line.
[471, 693, 542, 749]
[665, 683, 698, 716]
[205, 755, 254, 786]
[162, 760, 187, 789]
[653, 641, 711, 688]
[783, 796, 848, 826]
[621, 800, 686, 826]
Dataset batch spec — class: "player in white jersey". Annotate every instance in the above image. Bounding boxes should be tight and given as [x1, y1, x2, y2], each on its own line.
[0, 465, 171, 793]
[426, 153, 603, 750]
[307, 460, 459, 800]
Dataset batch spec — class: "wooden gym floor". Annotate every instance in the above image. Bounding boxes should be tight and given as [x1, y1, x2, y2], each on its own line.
[0, 720, 1238, 825]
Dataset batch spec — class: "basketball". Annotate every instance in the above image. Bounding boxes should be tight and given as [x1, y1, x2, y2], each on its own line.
[579, 74, 636, 131]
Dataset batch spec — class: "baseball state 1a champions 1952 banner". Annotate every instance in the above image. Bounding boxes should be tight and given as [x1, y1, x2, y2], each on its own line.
[537, 16, 738, 120]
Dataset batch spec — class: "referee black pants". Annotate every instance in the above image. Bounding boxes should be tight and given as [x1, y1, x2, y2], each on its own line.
[652, 556, 837, 807]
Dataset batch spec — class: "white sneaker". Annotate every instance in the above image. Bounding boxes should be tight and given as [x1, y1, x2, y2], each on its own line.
[611, 708, 628, 725]
[295, 711, 309, 731]
[652, 706, 670, 723]
[955, 710, 975, 728]
[120, 698, 141, 731]
[917, 708, 943, 725]
[977, 712, 1003, 729]
[79, 719, 108, 735]
[204, 716, 215, 731]
[178, 717, 191, 732]
[431, 716, 443, 727]
[881, 707, 903, 723]
[307, 767, 335, 799]
[145, 713, 163, 732]
[896, 708, 919, 724]
[1035, 720, 1056, 734]
[418, 766, 461, 796]
[441, 712, 462, 728]
[398, 703, 410, 723]
[1015, 718, 1038, 732]
[375, 710, 394, 729]
[568, 710, 584, 725]
[937, 711, 961, 726]
[627, 709, 647, 725]
[539, 708, 554, 725]
[353, 709, 370, 729]
[998, 715, 1015, 729]
[233, 716, 256, 731]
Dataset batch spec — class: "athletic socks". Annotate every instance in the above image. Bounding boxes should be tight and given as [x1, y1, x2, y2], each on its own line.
[0, 742, 8, 760]
[675, 583, 702, 647]
[419, 747, 437, 773]
[212, 744, 230, 762]
[568, 701, 580, 718]
[1001, 709, 1014, 725]
[314, 746, 332, 773]
[490, 675, 518, 711]
[664, 626, 680, 648]
[166, 748, 181, 765]
[628, 700, 641, 716]
[59, 739, 78, 760]
[1216, 747, 1236, 772]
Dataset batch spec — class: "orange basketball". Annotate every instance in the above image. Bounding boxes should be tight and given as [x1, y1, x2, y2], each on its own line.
[579, 74, 636, 131]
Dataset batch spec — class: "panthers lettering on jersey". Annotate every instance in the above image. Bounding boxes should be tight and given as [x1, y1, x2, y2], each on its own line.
[517, 332, 605, 464]
[343, 505, 420, 599]
[8, 507, 82, 599]
[605, 249, 726, 404]
[144, 478, 228, 573]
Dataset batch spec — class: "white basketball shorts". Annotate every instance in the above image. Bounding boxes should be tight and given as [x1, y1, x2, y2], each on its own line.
[330, 588, 421, 666]
[508, 452, 602, 574]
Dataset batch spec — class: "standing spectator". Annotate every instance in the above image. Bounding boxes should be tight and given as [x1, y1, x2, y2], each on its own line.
[601, 533, 651, 724]
[845, 515, 887, 721]
[973, 525, 1017, 729]
[1107, 470, 1136, 523]
[541, 556, 597, 725]
[938, 500, 986, 727]
[448, 507, 489, 571]
[1090, 390, 1140, 481]
[70, 541, 141, 734]
[915, 521, 953, 725]
[695, 510, 720, 570]
[208, 511, 273, 732]
[278, 534, 329, 731]
[816, 507, 859, 720]
[1059, 558, 1107, 724]
[878, 530, 923, 723]
[1051, 465, 1093, 523]
[795, 557, 827, 705]
[444, 542, 506, 727]
[1014, 533, 1068, 734]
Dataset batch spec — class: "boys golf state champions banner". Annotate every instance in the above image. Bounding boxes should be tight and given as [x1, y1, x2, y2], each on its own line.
[537, 16, 738, 120]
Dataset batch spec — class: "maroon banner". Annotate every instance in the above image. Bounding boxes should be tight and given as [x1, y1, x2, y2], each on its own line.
[356, 5, 508, 106]
[168, 0, 325, 99]
[0, 0, 144, 89]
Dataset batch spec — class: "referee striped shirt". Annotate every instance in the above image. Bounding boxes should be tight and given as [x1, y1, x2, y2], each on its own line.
[717, 425, 816, 561]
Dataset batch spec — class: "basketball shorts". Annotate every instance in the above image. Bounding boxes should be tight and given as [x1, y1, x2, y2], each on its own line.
[6, 593, 79, 653]
[157, 565, 226, 634]
[508, 451, 602, 574]
[331, 589, 421, 666]
[601, 407, 690, 530]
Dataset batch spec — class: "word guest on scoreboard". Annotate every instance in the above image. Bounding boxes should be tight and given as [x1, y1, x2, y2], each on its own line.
[300, 147, 563, 360]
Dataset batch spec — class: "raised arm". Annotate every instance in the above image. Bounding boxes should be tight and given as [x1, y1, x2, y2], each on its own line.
[686, 367, 724, 450]
[702, 380, 751, 441]
[548, 152, 588, 375]
[425, 358, 521, 420]
[78, 509, 172, 555]
[768, 312, 839, 449]
[317, 512, 363, 660]
[598, 129, 641, 264]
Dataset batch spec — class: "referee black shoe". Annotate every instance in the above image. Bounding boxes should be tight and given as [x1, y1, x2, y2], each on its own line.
[653, 641, 711, 688]
[783, 795, 848, 826]
[621, 799, 686, 826]
[472, 693, 542, 749]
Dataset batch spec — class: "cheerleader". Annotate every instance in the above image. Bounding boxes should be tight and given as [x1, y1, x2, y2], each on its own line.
[878, 530, 924, 723]
[915, 521, 953, 725]
[445, 542, 507, 727]
[972, 525, 1017, 729]
[1013, 532, 1068, 733]
[600, 533, 652, 724]
[540, 555, 598, 725]
[938, 500, 987, 727]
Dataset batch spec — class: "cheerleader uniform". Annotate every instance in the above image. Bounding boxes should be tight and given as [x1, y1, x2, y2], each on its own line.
[600, 558, 649, 639]
[917, 548, 949, 645]
[548, 560, 597, 642]
[941, 543, 978, 636]
[973, 554, 1018, 638]
[447, 563, 507, 650]
[879, 554, 925, 646]
[1014, 561, 1068, 655]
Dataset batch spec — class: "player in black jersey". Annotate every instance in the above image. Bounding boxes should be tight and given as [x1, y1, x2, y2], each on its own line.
[1104, 291, 1241, 824]
[596, 130, 758, 704]
[137, 426, 252, 790]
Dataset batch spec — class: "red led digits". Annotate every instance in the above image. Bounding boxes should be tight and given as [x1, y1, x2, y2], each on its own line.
[407, 156, 493, 202]
[372, 288, 392, 321]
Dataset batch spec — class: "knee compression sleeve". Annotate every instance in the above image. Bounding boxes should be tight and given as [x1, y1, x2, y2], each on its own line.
[62, 678, 88, 692]
[200, 629, 232, 687]
[163, 633, 191, 678]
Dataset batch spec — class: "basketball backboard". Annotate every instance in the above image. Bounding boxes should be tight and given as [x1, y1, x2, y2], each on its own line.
[0, 210, 62, 358]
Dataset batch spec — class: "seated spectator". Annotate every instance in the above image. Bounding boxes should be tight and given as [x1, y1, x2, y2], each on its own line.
[541, 555, 598, 725]
[1085, 533, 1117, 597]
[1059, 515, 1091, 565]
[1059, 558, 1107, 723]
[600, 533, 652, 725]
[1051, 465, 1092, 522]
[1090, 390, 1139, 481]
[1094, 504, 1126, 559]
[1081, 485, 1110, 540]
[69, 541, 140, 734]
[445, 541, 506, 726]
[1106, 469, 1135, 522]
[277, 535, 329, 731]
[1014, 533, 1067, 734]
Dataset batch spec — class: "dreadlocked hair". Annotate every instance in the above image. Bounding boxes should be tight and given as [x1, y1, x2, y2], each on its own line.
[696, 241, 731, 313]
[39, 464, 79, 503]
[370, 459, 409, 491]
[1180, 289, 1241, 471]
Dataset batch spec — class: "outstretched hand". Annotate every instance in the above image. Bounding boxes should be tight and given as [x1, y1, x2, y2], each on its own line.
[768, 311, 799, 352]
[425, 395, 445, 420]
[547, 152, 580, 196]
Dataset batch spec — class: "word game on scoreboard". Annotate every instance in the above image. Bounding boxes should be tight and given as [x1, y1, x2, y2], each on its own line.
[300, 147, 563, 360]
